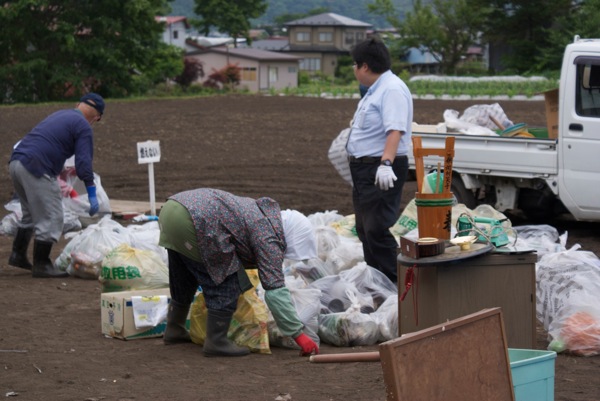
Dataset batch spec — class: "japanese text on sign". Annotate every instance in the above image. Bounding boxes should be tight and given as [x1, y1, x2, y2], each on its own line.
[137, 140, 161, 164]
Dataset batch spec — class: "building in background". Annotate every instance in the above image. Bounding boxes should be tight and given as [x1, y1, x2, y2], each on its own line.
[280, 13, 372, 76]
[186, 45, 301, 92]
[155, 16, 190, 49]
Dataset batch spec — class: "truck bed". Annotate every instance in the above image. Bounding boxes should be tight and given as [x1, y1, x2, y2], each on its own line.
[409, 132, 559, 179]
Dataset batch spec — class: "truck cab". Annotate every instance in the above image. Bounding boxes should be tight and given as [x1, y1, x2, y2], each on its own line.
[557, 37, 600, 221]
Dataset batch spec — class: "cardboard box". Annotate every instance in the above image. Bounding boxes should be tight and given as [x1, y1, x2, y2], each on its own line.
[101, 288, 190, 340]
[543, 88, 559, 139]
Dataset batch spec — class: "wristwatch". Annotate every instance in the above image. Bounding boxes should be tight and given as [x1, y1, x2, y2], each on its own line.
[380, 159, 392, 166]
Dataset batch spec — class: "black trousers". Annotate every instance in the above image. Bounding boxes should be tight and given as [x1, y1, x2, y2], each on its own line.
[350, 156, 408, 283]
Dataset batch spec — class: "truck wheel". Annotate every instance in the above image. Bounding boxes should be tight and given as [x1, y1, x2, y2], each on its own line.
[451, 177, 476, 209]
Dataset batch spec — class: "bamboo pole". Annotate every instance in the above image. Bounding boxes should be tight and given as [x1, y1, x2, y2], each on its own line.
[309, 351, 380, 363]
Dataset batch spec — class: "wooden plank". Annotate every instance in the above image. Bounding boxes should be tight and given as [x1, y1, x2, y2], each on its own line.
[109, 199, 165, 217]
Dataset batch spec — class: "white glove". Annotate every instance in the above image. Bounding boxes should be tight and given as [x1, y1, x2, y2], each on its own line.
[375, 165, 397, 190]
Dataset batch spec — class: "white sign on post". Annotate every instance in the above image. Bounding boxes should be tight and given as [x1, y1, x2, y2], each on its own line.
[137, 140, 161, 216]
[137, 140, 161, 164]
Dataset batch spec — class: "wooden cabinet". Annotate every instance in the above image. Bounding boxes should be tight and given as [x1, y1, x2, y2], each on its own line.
[397, 251, 537, 349]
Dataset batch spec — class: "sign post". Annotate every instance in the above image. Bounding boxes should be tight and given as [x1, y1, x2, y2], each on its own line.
[137, 140, 161, 216]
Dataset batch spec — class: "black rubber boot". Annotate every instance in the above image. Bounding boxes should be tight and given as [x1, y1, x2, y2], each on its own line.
[32, 240, 68, 278]
[8, 228, 33, 270]
[203, 309, 250, 357]
[163, 300, 192, 345]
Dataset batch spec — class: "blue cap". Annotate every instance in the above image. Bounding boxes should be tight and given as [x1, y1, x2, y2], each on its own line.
[80, 93, 105, 115]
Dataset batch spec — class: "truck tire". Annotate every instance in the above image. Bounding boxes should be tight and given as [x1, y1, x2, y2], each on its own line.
[451, 176, 476, 209]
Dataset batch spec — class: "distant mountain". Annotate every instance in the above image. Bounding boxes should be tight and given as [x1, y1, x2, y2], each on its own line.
[168, 0, 414, 29]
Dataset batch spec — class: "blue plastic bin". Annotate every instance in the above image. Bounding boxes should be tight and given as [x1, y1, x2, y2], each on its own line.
[509, 348, 557, 401]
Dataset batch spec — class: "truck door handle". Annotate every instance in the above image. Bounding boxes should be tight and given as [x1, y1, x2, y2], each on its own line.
[569, 123, 583, 131]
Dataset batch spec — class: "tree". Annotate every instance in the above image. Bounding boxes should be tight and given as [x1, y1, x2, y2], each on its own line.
[369, 0, 490, 74]
[536, 0, 600, 72]
[175, 57, 205, 88]
[470, 0, 572, 73]
[192, 0, 267, 47]
[0, 0, 183, 103]
[203, 63, 241, 90]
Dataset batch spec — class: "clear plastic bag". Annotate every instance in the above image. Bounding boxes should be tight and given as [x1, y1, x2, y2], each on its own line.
[325, 237, 364, 274]
[548, 294, 600, 357]
[285, 258, 335, 283]
[317, 291, 380, 346]
[314, 225, 341, 261]
[339, 262, 397, 310]
[372, 295, 399, 341]
[511, 224, 567, 258]
[308, 275, 374, 314]
[267, 286, 322, 350]
[536, 245, 600, 356]
[307, 210, 345, 227]
[67, 249, 104, 279]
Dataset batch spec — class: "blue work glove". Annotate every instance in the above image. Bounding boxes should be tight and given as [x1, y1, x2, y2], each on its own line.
[375, 165, 397, 191]
[86, 186, 99, 216]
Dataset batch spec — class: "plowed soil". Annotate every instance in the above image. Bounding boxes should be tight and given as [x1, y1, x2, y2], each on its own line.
[1, 95, 598, 401]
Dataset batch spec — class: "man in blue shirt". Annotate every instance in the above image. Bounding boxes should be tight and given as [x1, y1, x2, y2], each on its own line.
[8, 93, 105, 278]
[346, 38, 413, 283]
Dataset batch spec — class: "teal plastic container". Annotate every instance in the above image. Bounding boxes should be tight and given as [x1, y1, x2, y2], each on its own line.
[509, 348, 557, 401]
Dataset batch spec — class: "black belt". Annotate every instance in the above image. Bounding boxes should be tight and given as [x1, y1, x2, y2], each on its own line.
[348, 156, 381, 164]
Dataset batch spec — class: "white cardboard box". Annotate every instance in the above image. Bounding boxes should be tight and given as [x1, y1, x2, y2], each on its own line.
[101, 288, 183, 340]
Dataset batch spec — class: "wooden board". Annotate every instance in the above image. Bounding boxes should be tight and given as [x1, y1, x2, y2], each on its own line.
[379, 308, 514, 401]
[109, 199, 165, 218]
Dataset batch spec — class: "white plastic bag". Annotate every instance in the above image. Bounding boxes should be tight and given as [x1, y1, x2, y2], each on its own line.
[328, 128, 352, 186]
[443, 109, 499, 136]
[459, 103, 513, 130]
[126, 221, 168, 266]
[55, 215, 131, 273]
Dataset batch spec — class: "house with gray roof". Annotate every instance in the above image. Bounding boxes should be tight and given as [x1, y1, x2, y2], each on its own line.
[281, 12, 372, 76]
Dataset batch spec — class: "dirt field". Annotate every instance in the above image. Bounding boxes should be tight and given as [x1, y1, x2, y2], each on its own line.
[1, 95, 598, 401]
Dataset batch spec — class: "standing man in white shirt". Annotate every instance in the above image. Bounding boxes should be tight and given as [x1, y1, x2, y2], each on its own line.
[346, 37, 413, 283]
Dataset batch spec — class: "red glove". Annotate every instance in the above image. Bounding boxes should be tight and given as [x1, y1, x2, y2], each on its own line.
[294, 333, 319, 356]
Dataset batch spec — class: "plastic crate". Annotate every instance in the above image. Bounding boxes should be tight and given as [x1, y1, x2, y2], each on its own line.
[509, 348, 557, 401]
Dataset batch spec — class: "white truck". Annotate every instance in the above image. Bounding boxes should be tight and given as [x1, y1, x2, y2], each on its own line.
[409, 36, 600, 222]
